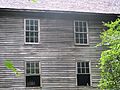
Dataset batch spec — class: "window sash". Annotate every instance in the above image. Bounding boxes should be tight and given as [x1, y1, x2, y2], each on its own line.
[74, 21, 88, 45]
[24, 19, 40, 44]
[77, 62, 90, 74]
[26, 61, 40, 75]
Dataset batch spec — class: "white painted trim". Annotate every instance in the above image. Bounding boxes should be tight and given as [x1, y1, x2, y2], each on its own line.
[24, 19, 40, 44]
[74, 20, 89, 45]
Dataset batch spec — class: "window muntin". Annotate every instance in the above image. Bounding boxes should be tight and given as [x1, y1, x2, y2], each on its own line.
[74, 21, 88, 45]
[25, 19, 39, 44]
[77, 62, 90, 86]
[26, 61, 40, 87]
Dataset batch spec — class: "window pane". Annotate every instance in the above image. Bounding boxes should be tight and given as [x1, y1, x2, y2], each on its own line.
[30, 37, 34, 42]
[26, 37, 29, 42]
[26, 32, 29, 37]
[75, 27, 79, 32]
[30, 32, 34, 37]
[30, 20, 34, 25]
[83, 27, 87, 32]
[84, 39, 87, 44]
[77, 62, 80, 67]
[79, 22, 82, 27]
[35, 20, 38, 25]
[82, 62, 85, 67]
[75, 22, 78, 27]
[83, 22, 86, 27]
[80, 27, 82, 32]
[80, 39, 83, 43]
[80, 33, 83, 39]
[30, 26, 34, 31]
[36, 63, 39, 68]
[86, 68, 89, 73]
[27, 63, 30, 68]
[26, 20, 29, 25]
[35, 32, 38, 37]
[36, 69, 39, 74]
[26, 26, 29, 30]
[84, 33, 87, 39]
[78, 68, 81, 73]
[35, 38, 38, 43]
[86, 62, 89, 67]
[82, 68, 85, 73]
[26, 69, 30, 74]
[35, 26, 38, 31]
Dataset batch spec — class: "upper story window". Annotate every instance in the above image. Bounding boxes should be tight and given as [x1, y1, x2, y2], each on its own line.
[26, 61, 41, 87]
[24, 19, 40, 44]
[77, 61, 90, 86]
[74, 21, 88, 45]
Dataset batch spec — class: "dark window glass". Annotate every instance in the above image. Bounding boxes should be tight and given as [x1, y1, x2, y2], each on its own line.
[30, 26, 34, 31]
[84, 39, 87, 44]
[26, 20, 29, 25]
[83, 27, 87, 32]
[35, 20, 38, 25]
[75, 22, 78, 26]
[36, 69, 39, 74]
[78, 68, 81, 73]
[35, 32, 38, 37]
[26, 26, 29, 30]
[86, 62, 89, 67]
[30, 20, 34, 25]
[26, 69, 30, 74]
[82, 62, 85, 67]
[26, 75, 40, 87]
[75, 27, 79, 32]
[79, 22, 82, 27]
[26, 32, 29, 37]
[26, 37, 29, 42]
[77, 62, 80, 67]
[35, 38, 38, 43]
[30, 32, 34, 37]
[86, 68, 89, 73]
[80, 33, 83, 39]
[35, 26, 38, 31]
[77, 74, 90, 86]
[82, 68, 85, 73]
[30, 37, 34, 42]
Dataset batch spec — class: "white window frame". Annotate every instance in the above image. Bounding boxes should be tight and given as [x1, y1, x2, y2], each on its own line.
[74, 20, 89, 45]
[24, 19, 40, 44]
[76, 61, 92, 86]
[25, 61, 42, 87]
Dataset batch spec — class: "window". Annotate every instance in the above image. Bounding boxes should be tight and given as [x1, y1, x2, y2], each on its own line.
[77, 61, 90, 86]
[26, 61, 41, 87]
[24, 19, 40, 44]
[74, 21, 88, 45]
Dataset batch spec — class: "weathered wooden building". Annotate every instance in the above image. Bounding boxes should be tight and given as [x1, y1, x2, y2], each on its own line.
[0, 0, 119, 90]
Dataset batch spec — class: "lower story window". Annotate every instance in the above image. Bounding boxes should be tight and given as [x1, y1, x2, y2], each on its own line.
[26, 61, 40, 87]
[77, 61, 90, 86]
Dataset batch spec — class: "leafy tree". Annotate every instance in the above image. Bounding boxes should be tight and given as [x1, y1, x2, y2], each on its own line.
[4, 60, 21, 76]
[98, 18, 120, 90]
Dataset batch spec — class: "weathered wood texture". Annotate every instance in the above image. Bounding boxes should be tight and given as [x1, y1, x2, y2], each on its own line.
[0, 11, 117, 90]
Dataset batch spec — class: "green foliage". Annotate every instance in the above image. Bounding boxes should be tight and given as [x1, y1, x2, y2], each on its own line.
[98, 18, 120, 90]
[4, 60, 21, 77]
[31, 0, 37, 3]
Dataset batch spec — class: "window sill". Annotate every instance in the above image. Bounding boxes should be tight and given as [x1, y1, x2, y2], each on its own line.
[25, 87, 42, 89]
[74, 43, 89, 46]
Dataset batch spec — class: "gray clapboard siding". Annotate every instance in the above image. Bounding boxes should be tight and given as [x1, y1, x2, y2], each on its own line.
[0, 11, 117, 90]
